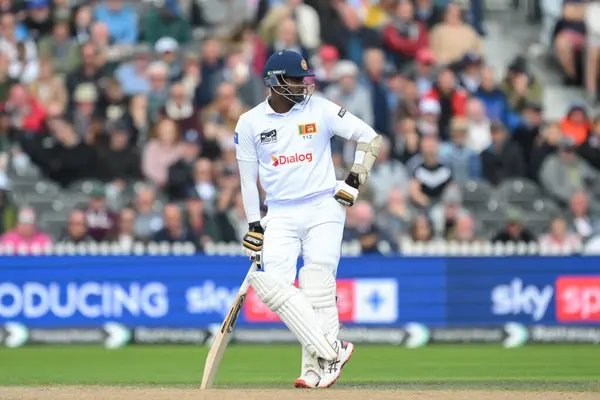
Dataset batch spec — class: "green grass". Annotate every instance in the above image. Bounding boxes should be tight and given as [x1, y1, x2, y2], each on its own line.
[0, 345, 598, 391]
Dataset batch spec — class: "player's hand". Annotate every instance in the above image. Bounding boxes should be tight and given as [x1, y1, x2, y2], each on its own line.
[334, 180, 359, 207]
[243, 221, 264, 262]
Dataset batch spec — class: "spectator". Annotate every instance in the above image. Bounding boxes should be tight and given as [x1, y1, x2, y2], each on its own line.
[180, 52, 201, 99]
[141, 0, 192, 46]
[142, 118, 184, 188]
[429, 184, 471, 239]
[260, 0, 320, 55]
[24, 0, 54, 40]
[410, 214, 433, 242]
[133, 186, 163, 240]
[166, 129, 201, 201]
[115, 207, 141, 252]
[0, 13, 37, 69]
[403, 48, 437, 98]
[185, 196, 223, 247]
[367, 136, 408, 208]
[96, 78, 135, 141]
[222, 50, 265, 108]
[29, 58, 68, 113]
[394, 79, 420, 121]
[578, 114, 600, 171]
[500, 55, 543, 113]
[439, 117, 482, 185]
[540, 137, 598, 206]
[560, 102, 592, 146]
[475, 65, 512, 127]
[3, 84, 46, 134]
[416, 97, 439, 136]
[492, 208, 536, 243]
[530, 122, 562, 182]
[146, 61, 171, 123]
[465, 97, 491, 153]
[568, 190, 600, 241]
[267, 18, 308, 60]
[203, 82, 246, 134]
[513, 101, 544, 170]
[97, 120, 142, 184]
[0, 52, 17, 103]
[9, 39, 40, 84]
[37, 10, 80, 75]
[84, 185, 119, 242]
[0, 174, 16, 235]
[194, 38, 223, 108]
[377, 188, 413, 243]
[481, 121, 525, 186]
[424, 68, 467, 140]
[314, 45, 340, 90]
[69, 83, 99, 141]
[59, 209, 93, 244]
[361, 48, 390, 135]
[160, 82, 203, 140]
[65, 42, 107, 107]
[448, 214, 480, 242]
[155, 37, 182, 83]
[414, 0, 444, 29]
[391, 118, 420, 164]
[94, 0, 138, 45]
[382, 0, 428, 70]
[191, 158, 218, 207]
[428, 2, 482, 65]
[456, 52, 483, 94]
[325, 60, 373, 126]
[152, 203, 199, 249]
[409, 135, 453, 208]
[539, 216, 582, 249]
[72, 4, 93, 44]
[0, 207, 51, 253]
[114, 44, 152, 96]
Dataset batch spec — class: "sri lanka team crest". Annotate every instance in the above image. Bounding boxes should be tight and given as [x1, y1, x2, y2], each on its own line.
[301, 59, 308, 70]
[298, 123, 317, 136]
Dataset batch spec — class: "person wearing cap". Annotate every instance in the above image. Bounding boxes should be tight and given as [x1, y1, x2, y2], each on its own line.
[480, 121, 525, 185]
[141, 0, 192, 46]
[429, 183, 471, 239]
[94, 0, 138, 45]
[457, 51, 483, 94]
[403, 48, 437, 97]
[439, 117, 481, 185]
[155, 36, 182, 82]
[578, 114, 600, 171]
[70, 83, 98, 139]
[166, 129, 201, 201]
[383, 0, 429, 70]
[512, 101, 543, 167]
[492, 208, 536, 243]
[325, 60, 373, 126]
[417, 97, 440, 136]
[23, 0, 53, 39]
[37, 9, 80, 75]
[0, 207, 52, 253]
[423, 68, 468, 141]
[500, 55, 543, 112]
[540, 136, 598, 206]
[84, 184, 119, 242]
[560, 102, 593, 146]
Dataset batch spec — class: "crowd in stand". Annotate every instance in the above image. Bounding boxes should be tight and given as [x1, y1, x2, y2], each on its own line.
[0, 0, 599, 255]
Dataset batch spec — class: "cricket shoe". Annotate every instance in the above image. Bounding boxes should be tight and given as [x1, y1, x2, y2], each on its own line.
[293, 340, 355, 389]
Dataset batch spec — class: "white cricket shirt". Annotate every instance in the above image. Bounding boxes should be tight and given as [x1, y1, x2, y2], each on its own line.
[235, 96, 368, 206]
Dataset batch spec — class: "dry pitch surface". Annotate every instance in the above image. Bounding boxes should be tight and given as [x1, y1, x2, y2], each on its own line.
[1, 387, 598, 400]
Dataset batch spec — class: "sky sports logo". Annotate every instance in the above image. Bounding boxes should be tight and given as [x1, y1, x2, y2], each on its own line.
[491, 276, 600, 323]
[271, 152, 313, 167]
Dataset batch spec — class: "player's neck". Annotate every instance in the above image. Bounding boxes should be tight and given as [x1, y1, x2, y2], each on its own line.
[268, 97, 294, 114]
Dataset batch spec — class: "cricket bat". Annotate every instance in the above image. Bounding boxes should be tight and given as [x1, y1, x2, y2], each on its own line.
[200, 261, 261, 389]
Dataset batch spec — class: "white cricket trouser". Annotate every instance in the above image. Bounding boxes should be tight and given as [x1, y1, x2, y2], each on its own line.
[262, 192, 346, 283]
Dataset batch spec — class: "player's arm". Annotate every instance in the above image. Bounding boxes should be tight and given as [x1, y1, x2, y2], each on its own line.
[235, 117, 264, 261]
[325, 100, 382, 207]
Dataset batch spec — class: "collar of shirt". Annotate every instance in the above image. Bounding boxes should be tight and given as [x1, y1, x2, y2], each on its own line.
[263, 96, 304, 115]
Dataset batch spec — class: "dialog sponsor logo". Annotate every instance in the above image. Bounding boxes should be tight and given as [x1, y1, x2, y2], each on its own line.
[0, 282, 168, 319]
[556, 276, 600, 322]
[271, 152, 313, 167]
[491, 278, 553, 322]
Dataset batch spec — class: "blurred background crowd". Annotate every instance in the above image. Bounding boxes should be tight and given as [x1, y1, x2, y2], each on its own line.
[2, 0, 600, 255]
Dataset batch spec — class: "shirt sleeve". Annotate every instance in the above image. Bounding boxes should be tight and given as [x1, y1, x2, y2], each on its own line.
[322, 98, 378, 143]
[238, 159, 262, 224]
[234, 115, 258, 162]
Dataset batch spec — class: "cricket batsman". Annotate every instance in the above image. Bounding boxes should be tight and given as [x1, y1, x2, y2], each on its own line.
[235, 50, 381, 389]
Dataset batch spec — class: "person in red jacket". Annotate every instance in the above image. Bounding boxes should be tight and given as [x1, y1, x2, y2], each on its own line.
[383, 0, 428, 69]
[423, 68, 468, 140]
[2, 84, 46, 134]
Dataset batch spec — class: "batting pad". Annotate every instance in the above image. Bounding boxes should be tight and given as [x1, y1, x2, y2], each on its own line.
[248, 271, 338, 361]
[299, 264, 340, 341]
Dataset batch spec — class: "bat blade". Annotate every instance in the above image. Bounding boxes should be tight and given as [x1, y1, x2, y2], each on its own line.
[200, 292, 247, 389]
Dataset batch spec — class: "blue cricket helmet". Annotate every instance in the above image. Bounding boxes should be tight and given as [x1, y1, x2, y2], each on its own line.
[263, 50, 315, 87]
